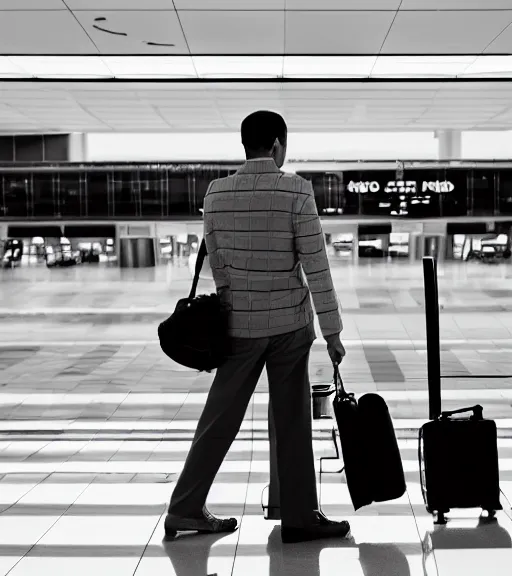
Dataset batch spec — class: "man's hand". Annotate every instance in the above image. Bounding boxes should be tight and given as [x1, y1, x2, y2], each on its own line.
[325, 333, 346, 365]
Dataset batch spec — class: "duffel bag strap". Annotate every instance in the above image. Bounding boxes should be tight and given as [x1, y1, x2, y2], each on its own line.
[189, 239, 208, 300]
[333, 363, 350, 399]
[440, 404, 484, 420]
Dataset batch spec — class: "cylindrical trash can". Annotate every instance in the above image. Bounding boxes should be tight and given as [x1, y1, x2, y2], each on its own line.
[119, 238, 155, 268]
[312, 383, 335, 419]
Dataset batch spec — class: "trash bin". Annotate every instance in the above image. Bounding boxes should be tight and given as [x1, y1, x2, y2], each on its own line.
[312, 383, 335, 419]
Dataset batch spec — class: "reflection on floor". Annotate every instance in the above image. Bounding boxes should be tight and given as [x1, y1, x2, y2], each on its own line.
[1, 261, 512, 574]
[1, 381, 512, 575]
[1, 260, 512, 315]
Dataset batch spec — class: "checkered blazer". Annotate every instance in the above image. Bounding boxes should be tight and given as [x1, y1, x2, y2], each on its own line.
[203, 158, 342, 339]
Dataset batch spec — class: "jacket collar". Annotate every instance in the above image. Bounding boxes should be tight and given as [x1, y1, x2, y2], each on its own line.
[236, 158, 280, 175]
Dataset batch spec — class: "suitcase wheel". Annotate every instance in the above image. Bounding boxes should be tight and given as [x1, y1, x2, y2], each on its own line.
[483, 509, 497, 521]
[434, 511, 448, 525]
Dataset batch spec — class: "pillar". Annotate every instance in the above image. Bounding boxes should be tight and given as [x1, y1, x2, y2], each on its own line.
[119, 238, 156, 268]
[68, 133, 88, 162]
[436, 130, 462, 160]
[409, 234, 417, 262]
[117, 224, 156, 268]
[381, 234, 390, 257]
[352, 235, 359, 265]
[437, 236, 446, 263]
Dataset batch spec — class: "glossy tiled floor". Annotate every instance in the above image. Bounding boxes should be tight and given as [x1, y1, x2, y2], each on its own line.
[1, 260, 512, 575]
[2, 396, 512, 576]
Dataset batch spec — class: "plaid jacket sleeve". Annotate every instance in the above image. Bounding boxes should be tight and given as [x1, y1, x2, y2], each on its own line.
[293, 180, 343, 337]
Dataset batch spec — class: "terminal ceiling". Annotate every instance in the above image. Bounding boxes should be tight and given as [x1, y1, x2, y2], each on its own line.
[2, 1, 512, 55]
[2, 1, 512, 134]
[1, 81, 512, 133]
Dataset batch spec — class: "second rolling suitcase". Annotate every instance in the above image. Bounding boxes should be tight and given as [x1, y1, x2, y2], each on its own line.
[332, 365, 406, 511]
[419, 405, 502, 524]
[421, 257, 502, 523]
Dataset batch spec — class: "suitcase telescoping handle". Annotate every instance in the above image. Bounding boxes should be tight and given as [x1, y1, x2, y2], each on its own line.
[439, 404, 484, 421]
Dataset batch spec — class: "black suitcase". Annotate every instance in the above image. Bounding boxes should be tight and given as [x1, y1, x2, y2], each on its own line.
[419, 405, 502, 524]
[332, 365, 406, 511]
[420, 257, 502, 523]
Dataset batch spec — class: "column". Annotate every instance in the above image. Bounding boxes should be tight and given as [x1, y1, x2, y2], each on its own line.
[409, 234, 417, 262]
[68, 133, 88, 162]
[436, 130, 462, 160]
[118, 224, 156, 268]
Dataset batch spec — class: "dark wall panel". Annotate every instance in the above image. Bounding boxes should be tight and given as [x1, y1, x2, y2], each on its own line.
[1, 163, 512, 222]
[44, 135, 69, 162]
[359, 224, 392, 235]
[64, 225, 115, 238]
[15, 136, 44, 162]
[447, 222, 488, 234]
[8, 225, 63, 238]
[0, 137, 14, 162]
[0, 135, 70, 163]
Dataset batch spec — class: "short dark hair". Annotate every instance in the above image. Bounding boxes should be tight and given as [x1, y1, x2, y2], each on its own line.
[241, 111, 287, 152]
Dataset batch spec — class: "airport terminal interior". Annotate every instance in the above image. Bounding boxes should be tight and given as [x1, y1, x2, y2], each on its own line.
[4, 1, 512, 575]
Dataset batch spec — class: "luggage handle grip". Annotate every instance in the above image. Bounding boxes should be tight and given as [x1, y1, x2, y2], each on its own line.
[333, 363, 351, 399]
[440, 404, 483, 420]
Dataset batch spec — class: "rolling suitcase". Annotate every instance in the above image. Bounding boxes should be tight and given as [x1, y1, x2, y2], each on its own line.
[420, 257, 502, 524]
[419, 405, 502, 524]
[332, 365, 406, 511]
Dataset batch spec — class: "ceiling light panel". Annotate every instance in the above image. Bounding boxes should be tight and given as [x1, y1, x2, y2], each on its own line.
[193, 56, 283, 78]
[0, 57, 31, 78]
[102, 56, 197, 78]
[461, 56, 512, 78]
[12, 56, 113, 78]
[371, 56, 476, 78]
[283, 56, 376, 78]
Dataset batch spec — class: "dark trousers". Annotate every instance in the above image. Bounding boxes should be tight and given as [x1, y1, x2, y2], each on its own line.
[168, 323, 319, 528]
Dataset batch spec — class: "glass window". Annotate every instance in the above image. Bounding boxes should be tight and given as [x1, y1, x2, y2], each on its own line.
[113, 170, 139, 217]
[296, 172, 358, 216]
[140, 170, 166, 218]
[344, 170, 398, 217]
[86, 171, 110, 218]
[498, 170, 512, 215]
[32, 173, 56, 217]
[194, 169, 229, 216]
[57, 172, 83, 218]
[469, 170, 496, 216]
[401, 169, 444, 218]
[439, 169, 468, 217]
[167, 173, 191, 216]
[1, 173, 30, 217]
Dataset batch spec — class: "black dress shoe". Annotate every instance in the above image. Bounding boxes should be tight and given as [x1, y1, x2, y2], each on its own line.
[164, 507, 238, 539]
[281, 511, 351, 544]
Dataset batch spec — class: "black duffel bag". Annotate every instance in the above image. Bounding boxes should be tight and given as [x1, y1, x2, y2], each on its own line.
[158, 239, 229, 371]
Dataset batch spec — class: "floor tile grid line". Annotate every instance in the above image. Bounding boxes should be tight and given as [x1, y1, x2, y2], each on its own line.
[231, 392, 256, 576]
[56, 345, 123, 380]
[0, 471, 53, 516]
[101, 346, 157, 397]
[107, 391, 146, 422]
[405, 474, 441, 576]
[131, 511, 166, 576]
[3, 386, 512, 404]
[2, 480, 94, 576]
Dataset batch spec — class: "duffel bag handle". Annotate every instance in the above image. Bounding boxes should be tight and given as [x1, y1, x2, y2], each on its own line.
[440, 404, 484, 421]
[189, 239, 208, 300]
[333, 363, 350, 399]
